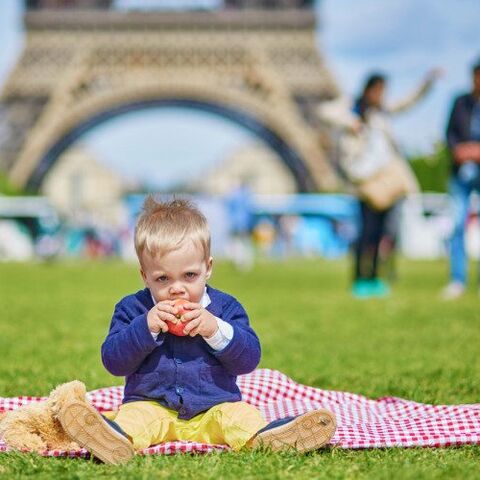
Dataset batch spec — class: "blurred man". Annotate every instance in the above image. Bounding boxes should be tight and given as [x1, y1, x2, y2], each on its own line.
[442, 59, 480, 299]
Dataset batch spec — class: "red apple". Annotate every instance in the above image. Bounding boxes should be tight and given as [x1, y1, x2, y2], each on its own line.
[173, 298, 190, 318]
[165, 298, 190, 336]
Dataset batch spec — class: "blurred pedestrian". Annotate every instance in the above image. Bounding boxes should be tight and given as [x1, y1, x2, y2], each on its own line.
[35, 232, 61, 262]
[318, 69, 441, 298]
[226, 180, 255, 271]
[252, 217, 276, 258]
[441, 59, 480, 299]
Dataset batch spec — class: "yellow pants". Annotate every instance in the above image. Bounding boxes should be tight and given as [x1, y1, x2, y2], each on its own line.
[104, 401, 267, 451]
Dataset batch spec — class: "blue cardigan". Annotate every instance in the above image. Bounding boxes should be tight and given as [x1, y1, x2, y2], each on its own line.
[101, 285, 261, 419]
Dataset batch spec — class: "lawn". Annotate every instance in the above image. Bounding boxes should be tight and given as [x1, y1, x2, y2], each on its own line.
[0, 258, 479, 479]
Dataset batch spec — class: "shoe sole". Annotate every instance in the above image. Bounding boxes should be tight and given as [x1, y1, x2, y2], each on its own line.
[58, 400, 134, 464]
[251, 409, 336, 453]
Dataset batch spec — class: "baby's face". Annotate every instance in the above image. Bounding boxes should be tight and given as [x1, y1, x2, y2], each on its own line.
[140, 240, 212, 304]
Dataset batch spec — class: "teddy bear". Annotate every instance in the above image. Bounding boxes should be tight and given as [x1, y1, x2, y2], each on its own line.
[0, 381, 87, 453]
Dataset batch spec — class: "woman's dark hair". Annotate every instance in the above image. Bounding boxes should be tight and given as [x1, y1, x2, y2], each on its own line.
[354, 73, 387, 120]
[473, 59, 480, 75]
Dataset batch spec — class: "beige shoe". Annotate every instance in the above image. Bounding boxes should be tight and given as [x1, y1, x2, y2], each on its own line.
[251, 409, 336, 453]
[58, 398, 134, 464]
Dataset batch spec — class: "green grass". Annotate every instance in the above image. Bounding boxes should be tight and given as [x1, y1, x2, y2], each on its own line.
[0, 258, 479, 479]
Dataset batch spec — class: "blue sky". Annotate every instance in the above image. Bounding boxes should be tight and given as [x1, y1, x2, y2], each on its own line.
[0, 0, 479, 188]
[83, 109, 254, 189]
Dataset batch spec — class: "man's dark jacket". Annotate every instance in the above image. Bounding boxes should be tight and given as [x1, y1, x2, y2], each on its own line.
[446, 93, 478, 174]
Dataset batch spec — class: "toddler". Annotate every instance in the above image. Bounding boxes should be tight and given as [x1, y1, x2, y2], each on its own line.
[59, 197, 336, 464]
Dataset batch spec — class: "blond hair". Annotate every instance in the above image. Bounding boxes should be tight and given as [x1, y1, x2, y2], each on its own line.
[134, 196, 211, 262]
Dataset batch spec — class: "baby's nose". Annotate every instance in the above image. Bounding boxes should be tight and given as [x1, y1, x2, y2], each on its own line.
[169, 282, 186, 295]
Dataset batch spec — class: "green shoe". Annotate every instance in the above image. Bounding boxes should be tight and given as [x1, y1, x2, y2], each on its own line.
[352, 279, 390, 298]
[351, 279, 374, 298]
[371, 278, 390, 297]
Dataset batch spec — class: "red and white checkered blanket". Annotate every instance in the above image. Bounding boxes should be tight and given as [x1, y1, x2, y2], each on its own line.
[1, 368, 479, 457]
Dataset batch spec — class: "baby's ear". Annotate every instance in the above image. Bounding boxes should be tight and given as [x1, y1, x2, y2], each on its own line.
[140, 269, 147, 284]
[205, 257, 213, 280]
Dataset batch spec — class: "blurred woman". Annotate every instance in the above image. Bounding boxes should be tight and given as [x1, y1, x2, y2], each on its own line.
[318, 69, 440, 298]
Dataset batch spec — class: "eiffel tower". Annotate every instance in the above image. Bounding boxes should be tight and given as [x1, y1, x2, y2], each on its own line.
[0, 0, 338, 193]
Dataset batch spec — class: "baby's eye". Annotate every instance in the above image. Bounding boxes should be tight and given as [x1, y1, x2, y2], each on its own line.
[157, 275, 168, 282]
[185, 272, 198, 279]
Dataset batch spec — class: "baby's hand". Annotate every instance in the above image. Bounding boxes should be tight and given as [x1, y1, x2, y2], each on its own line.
[147, 300, 177, 334]
[180, 302, 218, 338]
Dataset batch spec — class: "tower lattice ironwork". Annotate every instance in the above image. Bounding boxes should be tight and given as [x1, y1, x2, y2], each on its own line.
[0, 5, 338, 192]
